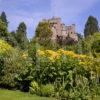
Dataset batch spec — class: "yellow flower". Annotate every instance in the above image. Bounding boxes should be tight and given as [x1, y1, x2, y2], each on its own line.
[45, 50, 54, 55]
[37, 49, 89, 64]
[63, 51, 76, 57]
[79, 61, 86, 65]
[57, 49, 65, 55]
[45, 50, 60, 61]
[22, 53, 28, 59]
[0, 39, 14, 54]
[37, 50, 45, 56]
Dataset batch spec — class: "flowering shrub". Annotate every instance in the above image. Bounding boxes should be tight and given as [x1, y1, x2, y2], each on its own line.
[32, 49, 98, 99]
[0, 39, 14, 55]
[0, 39, 32, 89]
[37, 49, 90, 64]
[0, 39, 14, 82]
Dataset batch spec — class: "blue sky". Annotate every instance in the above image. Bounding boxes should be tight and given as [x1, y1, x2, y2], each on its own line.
[0, 0, 100, 39]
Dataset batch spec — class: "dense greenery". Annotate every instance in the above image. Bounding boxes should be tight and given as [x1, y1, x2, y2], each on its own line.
[84, 16, 99, 38]
[82, 33, 100, 57]
[0, 11, 100, 99]
[0, 40, 31, 90]
[35, 21, 53, 49]
[16, 22, 29, 50]
[0, 19, 8, 38]
[29, 49, 99, 99]
[0, 12, 8, 27]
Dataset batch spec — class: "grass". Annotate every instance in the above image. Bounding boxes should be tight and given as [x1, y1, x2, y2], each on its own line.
[0, 89, 100, 100]
[0, 89, 55, 100]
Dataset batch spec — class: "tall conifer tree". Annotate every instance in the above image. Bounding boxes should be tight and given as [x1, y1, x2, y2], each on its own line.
[84, 16, 99, 38]
[16, 22, 29, 49]
[0, 11, 8, 27]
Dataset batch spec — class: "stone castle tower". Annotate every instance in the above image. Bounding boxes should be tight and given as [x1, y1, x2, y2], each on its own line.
[42, 17, 78, 42]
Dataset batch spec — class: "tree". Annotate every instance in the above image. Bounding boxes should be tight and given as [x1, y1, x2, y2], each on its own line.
[76, 33, 83, 54]
[6, 32, 18, 47]
[0, 19, 8, 38]
[0, 19, 18, 47]
[91, 40, 100, 57]
[0, 11, 8, 27]
[84, 16, 99, 38]
[35, 22, 52, 48]
[82, 32, 100, 57]
[16, 22, 29, 50]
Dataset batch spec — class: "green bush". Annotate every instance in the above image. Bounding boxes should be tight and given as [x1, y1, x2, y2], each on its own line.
[29, 81, 40, 95]
[40, 84, 55, 97]
[0, 50, 29, 88]
[0, 39, 31, 89]
[83, 32, 100, 57]
[0, 54, 4, 77]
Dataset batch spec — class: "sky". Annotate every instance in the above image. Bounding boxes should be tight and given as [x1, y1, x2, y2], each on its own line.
[0, 0, 100, 39]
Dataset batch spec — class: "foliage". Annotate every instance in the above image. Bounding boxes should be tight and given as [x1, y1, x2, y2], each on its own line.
[0, 19, 17, 47]
[91, 39, 100, 58]
[0, 39, 14, 81]
[35, 22, 52, 48]
[13, 51, 32, 91]
[16, 22, 29, 50]
[31, 48, 99, 99]
[0, 12, 8, 27]
[0, 54, 4, 77]
[0, 39, 14, 55]
[0, 19, 8, 38]
[29, 81, 40, 94]
[84, 16, 99, 38]
[0, 39, 31, 89]
[82, 33, 100, 57]
[35, 22, 52, 38]
[40, 84, 55, 97]
[0, 11, 100, 99]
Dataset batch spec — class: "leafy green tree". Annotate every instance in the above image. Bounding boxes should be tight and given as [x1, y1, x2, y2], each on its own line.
[0, 19, 8, 38]
[0, 11, 8, 27]
[91, 40, 100, 54]
[82, 33, 100, 57]
[91, 39, 100, 58]
[84, 16, 99, 38]
[16, 22, 29, 50]
[6, 32, 18, 47]
[10, 31, 16, 39]
[76, 33, 83, 54]
[0, 19, 18, 47]
[35, 22, 52, 48]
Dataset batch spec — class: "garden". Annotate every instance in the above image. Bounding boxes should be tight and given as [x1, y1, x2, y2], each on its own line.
[0, 11, 100, 100]
[0, 38, 100, 99]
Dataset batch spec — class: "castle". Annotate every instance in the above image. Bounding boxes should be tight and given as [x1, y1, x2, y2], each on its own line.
[42, 17, 78, 42]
